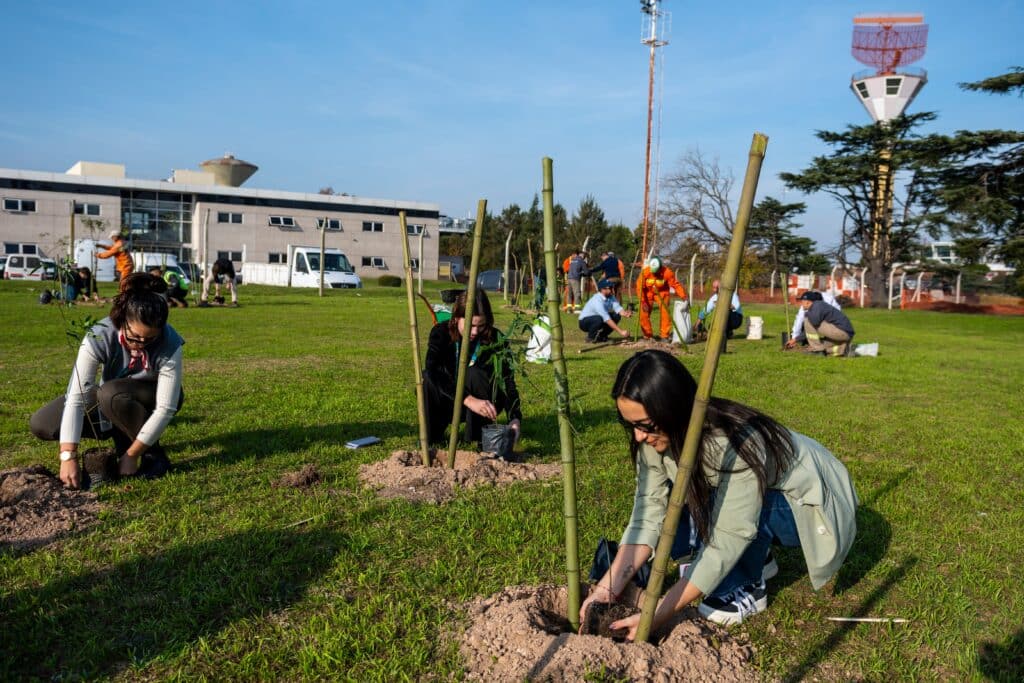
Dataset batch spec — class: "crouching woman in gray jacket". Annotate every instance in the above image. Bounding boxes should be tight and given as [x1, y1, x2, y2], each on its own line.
[581, 349, 858, 637]
[31, 272, 184, 489]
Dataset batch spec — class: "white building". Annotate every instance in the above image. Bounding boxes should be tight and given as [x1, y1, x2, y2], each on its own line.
[0, 157, 441, 280]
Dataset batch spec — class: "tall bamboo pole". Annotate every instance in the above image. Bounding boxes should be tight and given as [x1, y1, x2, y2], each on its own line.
[417, 226, 425, 294]
[447, 200, 487, 468]
[634, 132, 768, 643]
[400, 211, 430, 466]
[542, 157, 580, 630]
[68, 201, 75, 262]
[503, 230, 513, 303]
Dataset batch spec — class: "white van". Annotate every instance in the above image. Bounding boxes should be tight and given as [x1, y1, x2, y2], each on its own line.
[73, 239, 116, 282]
[242, 246, 362, 289]
[3, 253, 57, 281]
[133, 252, 192, 288]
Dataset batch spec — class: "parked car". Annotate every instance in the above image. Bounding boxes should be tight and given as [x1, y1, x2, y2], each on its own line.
[0, 255, 7, 278]
[476, 269, 526, 294]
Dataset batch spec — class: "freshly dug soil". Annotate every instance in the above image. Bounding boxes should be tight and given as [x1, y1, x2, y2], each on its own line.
[358, 449, 560, 504]
[457, 584, 759, 682]
[0, 465, 100, 553]
[273, 464, 322, 489]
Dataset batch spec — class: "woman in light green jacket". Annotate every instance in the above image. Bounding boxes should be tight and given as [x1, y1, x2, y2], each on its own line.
[582, 350, 858, 638]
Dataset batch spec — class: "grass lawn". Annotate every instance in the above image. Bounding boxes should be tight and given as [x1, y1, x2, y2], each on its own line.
[1, 279, 1022, 681]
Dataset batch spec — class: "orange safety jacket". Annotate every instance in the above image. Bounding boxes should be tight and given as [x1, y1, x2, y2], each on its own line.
[97, 239, 135, 279]
[636, 265, 687, 302]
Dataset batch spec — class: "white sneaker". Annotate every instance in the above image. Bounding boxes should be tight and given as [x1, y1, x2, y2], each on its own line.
[698, 580, 767, 626]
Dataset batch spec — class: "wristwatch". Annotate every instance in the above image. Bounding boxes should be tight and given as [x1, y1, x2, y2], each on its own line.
[59, 450, 76, 462]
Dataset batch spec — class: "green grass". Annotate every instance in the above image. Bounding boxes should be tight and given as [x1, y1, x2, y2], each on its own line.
[1, 279, 1022, 681]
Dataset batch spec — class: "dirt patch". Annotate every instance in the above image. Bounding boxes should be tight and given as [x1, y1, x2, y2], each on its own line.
[456, 584, 760, 682]
[619, 338, 687, 351]
[0, 465, 100, 553]
[358, 449, 560, 504]
[273, 464, 322, 489]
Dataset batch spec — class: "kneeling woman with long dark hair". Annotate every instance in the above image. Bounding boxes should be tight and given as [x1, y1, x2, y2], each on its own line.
[581, 349, 858, 637]
[422, 290, 522, 448]
[31, 272, 185, 489]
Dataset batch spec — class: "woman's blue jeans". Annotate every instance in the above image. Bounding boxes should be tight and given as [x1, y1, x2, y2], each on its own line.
[671, 489, 801, 598]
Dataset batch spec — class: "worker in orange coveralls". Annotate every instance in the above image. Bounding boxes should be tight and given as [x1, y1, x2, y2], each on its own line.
[636, 256, 688, 341]
[96, 230, 135, 291]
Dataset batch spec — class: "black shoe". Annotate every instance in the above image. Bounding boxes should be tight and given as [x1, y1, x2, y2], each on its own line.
[82, 448, 118, 489]
[198, 301, 211, 308]
[139, 445, 171, 480]
[585, 334, 599, 343]
[698, 580, 768, 625]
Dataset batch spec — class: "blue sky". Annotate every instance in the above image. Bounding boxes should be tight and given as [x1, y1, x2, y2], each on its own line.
[1, 1, 1020, 251]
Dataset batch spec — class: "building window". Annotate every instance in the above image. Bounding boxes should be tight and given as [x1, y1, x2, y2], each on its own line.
[268, 252, 288, 264]
[269, 215, 296, 227]
[74, 202, 101, 216]
[406, 224, 425, 235]
[317, 218, 342, 231]
[409, 258, 420, 271]
[5, 242, 38, 255]
[855, 82, 869, 99]
[218, 212, 243, 224]
[362, 221, 384, 233]
[217, 250, 242, 262]
[885, 77, 901, 96]
[3, 198, 36, 212]
[362, 256, 386, 268]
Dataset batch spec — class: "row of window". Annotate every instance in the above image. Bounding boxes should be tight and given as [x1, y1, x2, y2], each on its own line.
[4, 198, 103, 215]
[4, 200, 426, 237]
[217, 211, 423, 234]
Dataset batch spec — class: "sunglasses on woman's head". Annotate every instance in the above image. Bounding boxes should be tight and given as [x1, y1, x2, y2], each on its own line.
[617, 414, 663, 435]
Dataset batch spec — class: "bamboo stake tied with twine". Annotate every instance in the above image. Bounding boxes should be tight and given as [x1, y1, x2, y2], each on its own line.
[399, 211, 431, 467]
[634, 132, 769, 643]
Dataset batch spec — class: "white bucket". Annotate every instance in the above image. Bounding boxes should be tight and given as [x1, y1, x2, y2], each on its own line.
[525, 315, 552, 363]
[746, 316, 764, 340]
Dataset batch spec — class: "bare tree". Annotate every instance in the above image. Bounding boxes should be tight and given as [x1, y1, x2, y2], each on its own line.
[658, 149, 736, 251]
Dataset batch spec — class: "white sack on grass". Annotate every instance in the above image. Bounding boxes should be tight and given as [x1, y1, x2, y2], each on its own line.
[526, 315, 552, 363]
[854, 342, 879, 357]
[671, 300, 693, 344]
[746, 316, 764, 340]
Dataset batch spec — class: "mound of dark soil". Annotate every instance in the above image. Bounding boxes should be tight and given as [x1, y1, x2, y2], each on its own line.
[0, 465, 100, 553]
[456, 584, 759, 682]
[273, 464, 322, 489]
[358, 449, 560, 504]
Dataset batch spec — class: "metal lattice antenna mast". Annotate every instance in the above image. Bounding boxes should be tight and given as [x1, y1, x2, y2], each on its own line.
[639, 0, 669, 263]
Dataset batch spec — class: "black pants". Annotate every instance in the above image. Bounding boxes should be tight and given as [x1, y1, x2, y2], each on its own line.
[579, 312, 621, 342]
[30, 378, 184, 453]
[422, 367, 508, 446]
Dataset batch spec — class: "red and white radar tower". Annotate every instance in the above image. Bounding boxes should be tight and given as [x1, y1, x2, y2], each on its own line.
[850, 14, 929, 122]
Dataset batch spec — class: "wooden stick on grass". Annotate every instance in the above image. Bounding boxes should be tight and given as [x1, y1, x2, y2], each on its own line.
[542, 157, 581, 630]
[447, 200, 487, 469]
[634, 133, 769, 643]
[400, 211, 430, 467]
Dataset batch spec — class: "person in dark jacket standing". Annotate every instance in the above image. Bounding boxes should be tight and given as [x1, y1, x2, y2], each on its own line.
[795, 291, 855, 356]
[422, 290, 522, 447]
[589, 251, 623, 299]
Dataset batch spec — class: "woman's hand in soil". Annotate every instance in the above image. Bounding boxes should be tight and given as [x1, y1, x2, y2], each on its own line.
[608, 613, 641, 642]
[578, 585, 613, 627]
[119, 454, 141, 477]
[59, 459, 81, 489]
[465, 396, 497, 420]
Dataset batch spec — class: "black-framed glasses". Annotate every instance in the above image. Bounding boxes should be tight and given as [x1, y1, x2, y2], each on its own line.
[122, 325, 160, 346]
[617, 413, 663, 435]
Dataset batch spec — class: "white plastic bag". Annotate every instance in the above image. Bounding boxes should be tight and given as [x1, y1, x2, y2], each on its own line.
[746, 316, 764, 340]
[854, 342, 879, 357]
[670, 300, 693, 344]
[526, 315, 552, 363]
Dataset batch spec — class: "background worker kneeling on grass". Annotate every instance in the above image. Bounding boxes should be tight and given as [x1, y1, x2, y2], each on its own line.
[30, 273, 184, 489]
[581, 350, 858, 638]
[793, 291, 855, 356]
[422, 290, 522, 449]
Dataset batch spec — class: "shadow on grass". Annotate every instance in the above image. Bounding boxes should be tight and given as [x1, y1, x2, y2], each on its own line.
[978, 627, 1024, 682]
[174, 420, 412, 472]
[784, 555, 919, 682]
[0, 526, 347, 680]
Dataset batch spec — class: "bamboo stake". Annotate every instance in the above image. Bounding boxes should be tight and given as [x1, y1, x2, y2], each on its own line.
[634, 132, 769, 643]
[400, 211, 431, 467]
[503, 230, 513, 303]
[781, 270, 791, 340]
[417, 225, 425, 294]
[542, 157, 580, 631]
[527, 238, 535, 308]
[447, 200, 487, 469]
